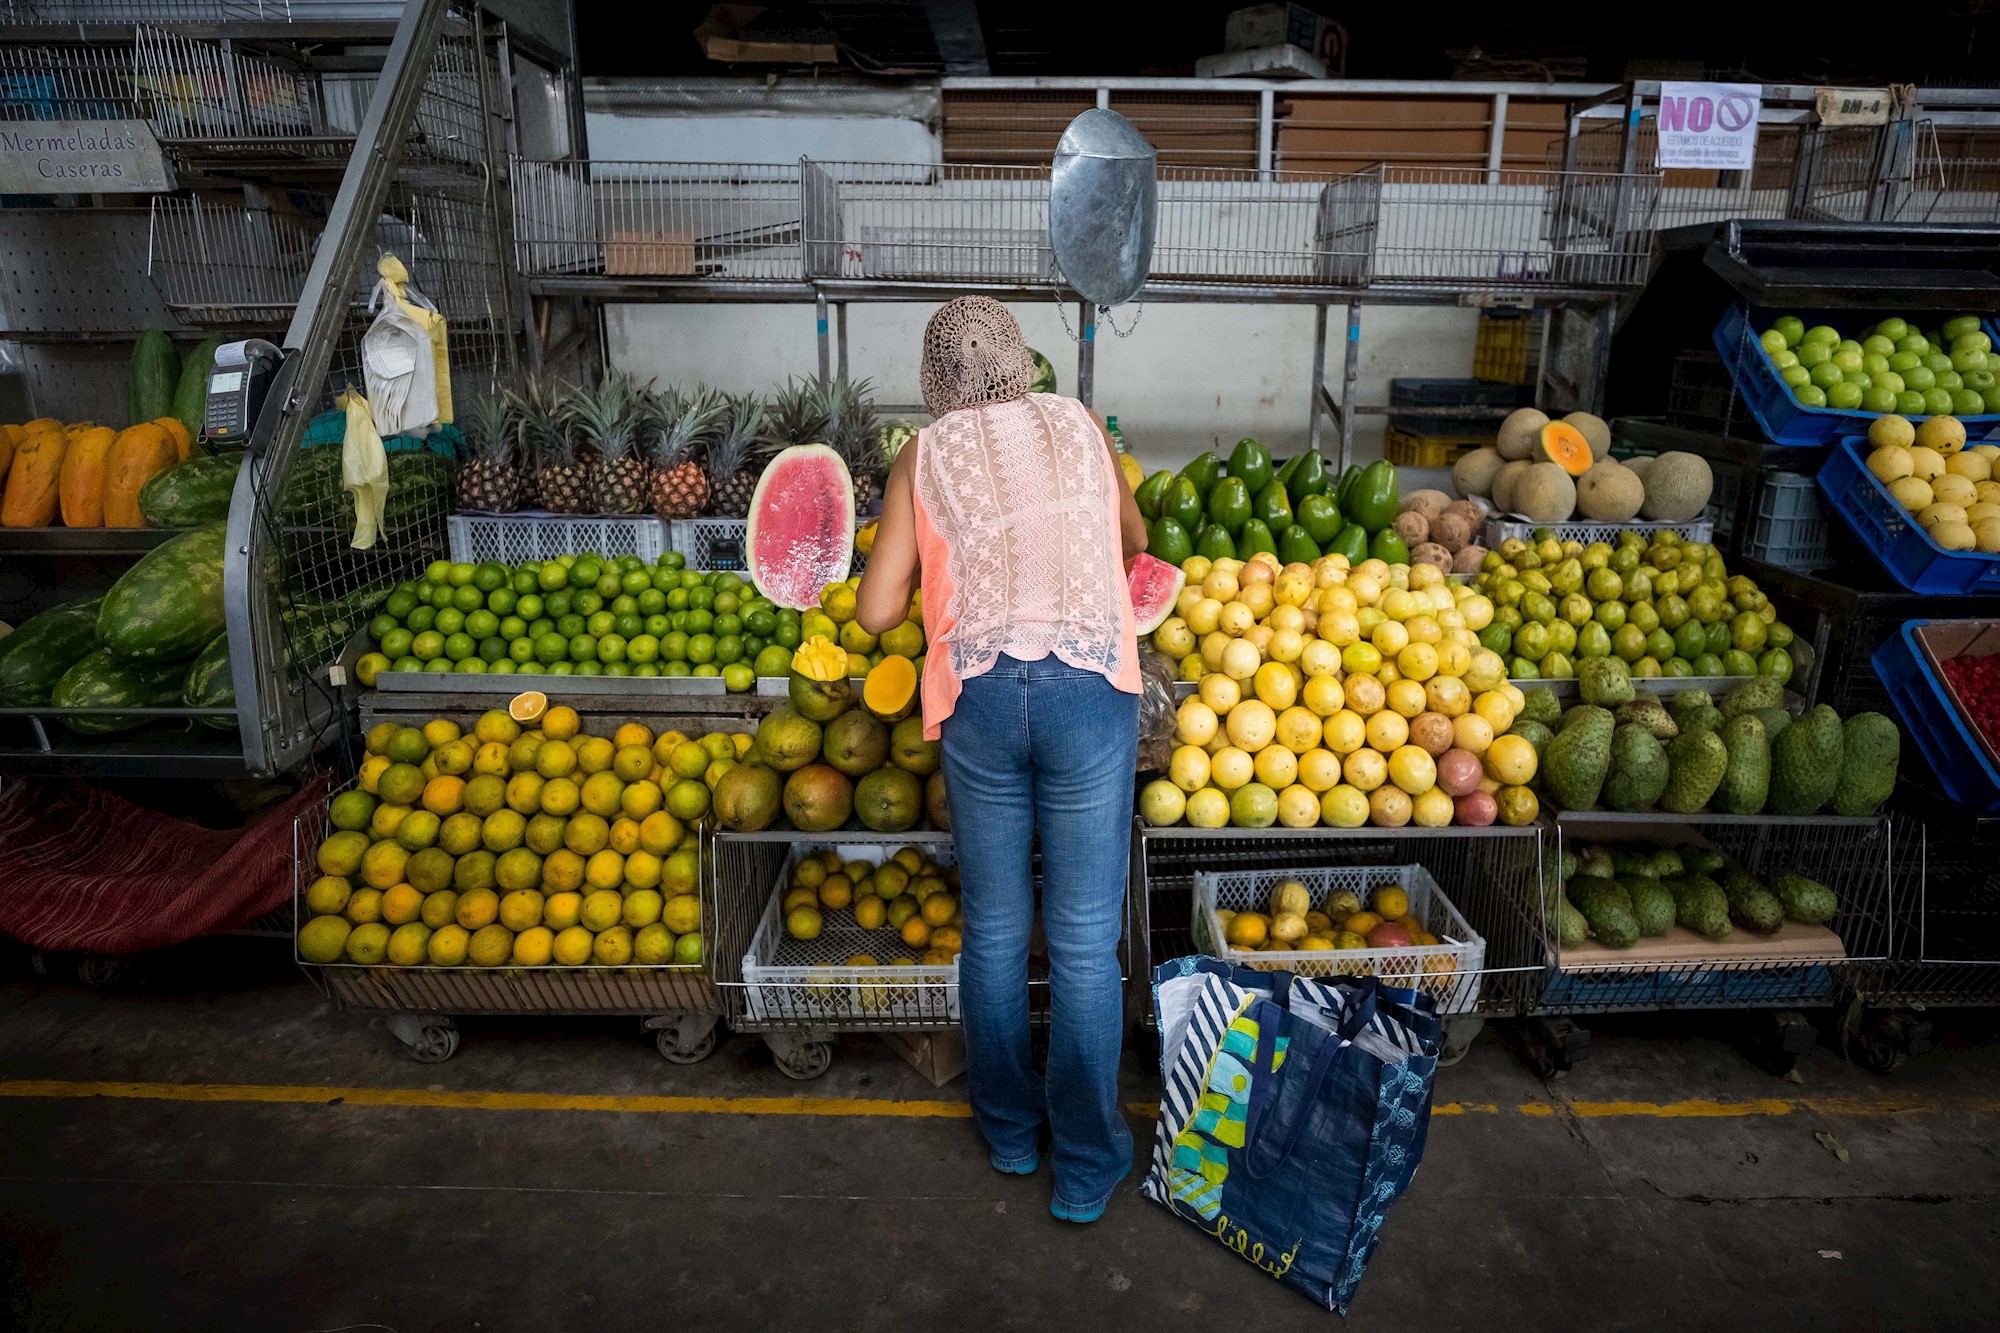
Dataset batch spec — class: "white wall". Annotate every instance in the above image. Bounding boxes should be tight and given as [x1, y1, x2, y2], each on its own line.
[606, 299, 1480, 472]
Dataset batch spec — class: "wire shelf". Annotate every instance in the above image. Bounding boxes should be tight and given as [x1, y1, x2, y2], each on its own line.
[1151, 164, 1372, 287]
[803, 159, 1053, 283]
[1536, 817, 1897, 1015]
[0, 2, 390, 22]
[512, 159, 806, 283]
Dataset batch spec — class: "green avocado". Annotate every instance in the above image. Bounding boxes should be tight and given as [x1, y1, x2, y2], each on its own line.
[1195, 522, 1239, 562]
[1147, 517, 1193, 567]
[1368, 528, 1409, 565]
[1329, 523, 1369, 564]
[1276, 524, 1322, 565]
[1290, 450, 1330, 497]
[1334, 464, 1365, 514]
[1134, 470, 1174, 520]
[1273, 455, 1301, 490]
[1162, 476, 1204, 532]
[1207, 475, 1252, 536]
[1296, 493, 1344, 545]
[1345, 459, 1400, 533]
[1252, 479, 1293, 531]
[1228, 437, 1274, 496]
[1237, 517, 1277, 558]
[1180, 451, 1223, 498]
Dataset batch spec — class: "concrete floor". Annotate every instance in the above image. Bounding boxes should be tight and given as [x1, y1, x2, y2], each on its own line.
[1, 939, 1996, 1332]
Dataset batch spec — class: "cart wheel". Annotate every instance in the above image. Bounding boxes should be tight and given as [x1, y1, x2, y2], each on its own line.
[1437, 1016, 1484, 1068]
[74, 955, 137, 989]
[1848, 1010, 1926, 1076]
[649, 1013, 720, 1065]
[767, 1034, 833, 1081]
[387, 1013, 459, 1064]
[1519, 1015, 1590, 1080]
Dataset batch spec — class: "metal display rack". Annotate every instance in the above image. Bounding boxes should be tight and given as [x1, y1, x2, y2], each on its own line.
[0, 0, 521, 778]
[509, 151, 1661, 472]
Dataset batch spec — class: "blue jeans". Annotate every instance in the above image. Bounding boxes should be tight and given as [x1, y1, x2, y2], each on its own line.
[941, 654, 1139, 1213]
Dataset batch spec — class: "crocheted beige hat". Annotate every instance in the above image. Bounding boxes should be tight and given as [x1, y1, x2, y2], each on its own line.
[919, 296, 1036, 417]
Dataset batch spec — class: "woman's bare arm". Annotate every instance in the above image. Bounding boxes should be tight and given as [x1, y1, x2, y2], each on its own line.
[1096, 414, 1148, 565]
[856, 443, 920, 635]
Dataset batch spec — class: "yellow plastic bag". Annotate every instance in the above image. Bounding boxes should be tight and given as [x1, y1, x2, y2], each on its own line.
[338, 387, 388, 550]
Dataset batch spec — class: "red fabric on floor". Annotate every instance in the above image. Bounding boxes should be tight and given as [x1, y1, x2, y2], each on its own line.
[0, 772, 331, 953]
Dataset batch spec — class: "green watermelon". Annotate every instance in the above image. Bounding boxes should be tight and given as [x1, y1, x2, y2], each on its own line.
[183, 633, 237, 730]
[127, 328, 180, 427]
[1027, 347, 1058, 395]
[0, 600, 102, 705]
[173, 335, 224, 443]
[52, 649, 190, 734]
[97, 523, 228, 663]
[139, 453, 240, 527]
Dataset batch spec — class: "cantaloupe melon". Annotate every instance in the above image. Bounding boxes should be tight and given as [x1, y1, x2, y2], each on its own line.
[1511, 463, 1577, 523]
[1638, 451, 1714, 522]
[1451, 446, 1505, 498]
[1490, 458, 1533, 513]
[1574, 460, 1644, 521]
[1624, 455, 1656, 485]
[1536, 421, 1594, 477]
[1496, 408, 1550, 462]
[1563, 411, 1612, 462]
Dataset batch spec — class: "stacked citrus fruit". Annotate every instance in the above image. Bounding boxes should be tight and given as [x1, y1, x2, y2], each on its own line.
[297, 695, 749, 970]
[1139, 551, 1541, 829]
[780, 845, 962, 967]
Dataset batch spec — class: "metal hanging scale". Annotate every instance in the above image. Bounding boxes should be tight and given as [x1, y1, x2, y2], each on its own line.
[1049, 108, 1158, 308]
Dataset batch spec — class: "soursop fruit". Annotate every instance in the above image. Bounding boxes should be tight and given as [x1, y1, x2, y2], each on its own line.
[1721, 866, 1784, 934]
[1682, 847, 1726, 876]
[1753, 705, 1792, 740]
[1569, 876, 1639, 949]
[1666, 874, 1732, 941]
[1543, 706, 1615, 811]
[1557, 897, 1589, 948]
[1579, 656, 1635, 707]
[1769, 704, 1845, 816]
[1510, 719, 1555, 763]
[1603, 723, 1669, 811]
[1518, 686, 1563, 727]
[1650, 848, 1685, 877]
[1830, 711, 1900, 817]
[1661, 727, 1729, 813]
[1679, 703, 1724, 734]
[1615, 696, 1679, 741]
[1669, 688, 1713, 728]
[1578, 846, 1616, 880]
[1623, 876, 1677, 937]
[1715, 713, 1771, 816]
[1610, 846, 1655, 877]
[1770, 870, 1838, 926]
[1722, 675, 1783, 717]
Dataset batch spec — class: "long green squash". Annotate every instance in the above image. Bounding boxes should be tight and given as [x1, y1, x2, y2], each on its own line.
[127, 328, 181, 427]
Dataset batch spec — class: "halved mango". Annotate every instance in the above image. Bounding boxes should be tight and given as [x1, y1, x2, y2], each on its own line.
[863, 654, 919, 722]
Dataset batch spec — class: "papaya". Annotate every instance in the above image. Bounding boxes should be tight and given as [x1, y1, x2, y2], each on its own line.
[58, 425, 117, 527]
[103, 423, 179, 527]
[1, 427, 65, 527]
[154, 415, 194, 462]
[0, 423, 21, 493]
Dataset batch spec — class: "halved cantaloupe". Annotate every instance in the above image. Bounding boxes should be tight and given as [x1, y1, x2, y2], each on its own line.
[1537, 420, 1594, 477]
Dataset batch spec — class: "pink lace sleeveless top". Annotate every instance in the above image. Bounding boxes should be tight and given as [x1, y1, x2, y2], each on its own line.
[909, 392, 1142, 740]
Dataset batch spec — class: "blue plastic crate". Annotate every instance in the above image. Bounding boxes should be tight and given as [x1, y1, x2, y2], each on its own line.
[1712, 304, 2000, 447]
[1873, 620, 2000, 814]
[1819, 436, 2000, 595]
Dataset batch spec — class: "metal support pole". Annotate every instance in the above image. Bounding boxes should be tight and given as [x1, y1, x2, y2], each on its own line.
[1258, 88, 1275, 181]
[1077, 302, 1096, 409]
[1486, 91, 1508, 183]
[815, 293, 831, 380]
[1096, 85, 1110, 110]
[1308, 303, 1327, 454]
[1339, 302, 1360, 472]
[835, 301, 849, 381]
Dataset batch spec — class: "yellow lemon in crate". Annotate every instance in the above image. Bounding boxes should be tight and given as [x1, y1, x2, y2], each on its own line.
[511, 927, 555, 967]
[633, 923, 675, 965]
[387, 922, 432, 967]
[455, 888, 500, 930]
[542, 849, 586, 894]
[576, 736, 616, 775]
[305, 876, 351, 917]
[425, 923, 470, 966]
[592, 926, 634, 967]
[623, 889, 663, 929]
[552, 925, 594, 966]
[540, 705, 579, 741]
[298, 915, 351, 964]
[379, 884, 423, 926]
[662, 894, 700, 935]
[1371, 885, 1410, 921]
[564, 813, 609, 857]
[468, 924, 514, 967]
[345, 922, 390, 965]
[421, 890, 459, 931]
[580, 889, 623, 933]
[499, 889, 545, 932]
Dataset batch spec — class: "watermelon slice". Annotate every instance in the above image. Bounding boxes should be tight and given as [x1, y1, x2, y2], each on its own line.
[1127, 552, 1185, 635]
[746, 444, 856, 610]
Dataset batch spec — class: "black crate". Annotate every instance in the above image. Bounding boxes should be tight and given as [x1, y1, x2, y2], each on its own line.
[1666, 349, 1759, 440]
[1387, 377, 1531, 436]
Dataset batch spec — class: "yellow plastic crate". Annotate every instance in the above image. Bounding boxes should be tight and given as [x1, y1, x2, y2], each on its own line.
[1473, 307, 1536, 386]
[1384, 424, 1491, 468]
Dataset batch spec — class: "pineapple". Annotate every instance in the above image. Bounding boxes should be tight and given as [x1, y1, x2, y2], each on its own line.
[646, 384, 726, 520]
[505, 373, 592, 512]
[760, 375, 831, 456]
[574, 370, 651, 515]
[454, 393, 521, 513]
[822, 376, 883, 513]
[706, 392, 771, 518]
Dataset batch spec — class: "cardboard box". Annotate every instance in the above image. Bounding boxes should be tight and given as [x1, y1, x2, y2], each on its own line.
[881, 1029, 966, 1088]
[605, 230, 695, 276]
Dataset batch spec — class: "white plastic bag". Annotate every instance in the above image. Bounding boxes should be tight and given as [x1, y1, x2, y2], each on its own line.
[338, 387, 388, 550]
[362, 253, 450, 437]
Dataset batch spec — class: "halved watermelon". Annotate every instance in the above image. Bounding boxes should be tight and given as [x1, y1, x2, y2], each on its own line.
[746, 444, 856, 610]
[1127, 552, 1185, 635]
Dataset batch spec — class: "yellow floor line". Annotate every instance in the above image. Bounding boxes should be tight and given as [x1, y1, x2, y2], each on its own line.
[2, 1079, 1995, 1122]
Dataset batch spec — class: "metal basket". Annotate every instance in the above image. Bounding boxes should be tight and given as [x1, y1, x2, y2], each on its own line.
[1148, 164, 1373, 288]
[1133, 823, 1545, 1019]
[1191, 863, 1486, 1014]
[512, 158, 806, 283]
[1483, 516, 1714, 548]
[740, 842, 960, 1026]
[1537, 814, 1898, 1014]
[803, 159, 1052, 283]
[447, 513, 668, 564]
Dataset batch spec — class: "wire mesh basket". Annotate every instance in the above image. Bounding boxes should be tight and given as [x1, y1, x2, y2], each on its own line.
[1482, 516, 1714, 547]
[1537, 815, 1897, 1014]
[803, 159, 1053, 283]
[1191, 863, 1486, 1014]
[1861, 812, 2000, 1006]
[447, 513, 668, 564]
[1148, 164, 1373, 287]
[512, 159, 806, 282]
[739, 842, 961, 1026]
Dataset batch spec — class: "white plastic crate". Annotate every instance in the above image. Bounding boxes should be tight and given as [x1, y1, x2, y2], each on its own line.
[1741, 471, 1829, 572]
[448, 513, 667, 563]
[742, 843, 960, 1024]
[669, 517, 749, 572]
[1191, 863, 1486, 1014]
[1483, 516, 1715, 548]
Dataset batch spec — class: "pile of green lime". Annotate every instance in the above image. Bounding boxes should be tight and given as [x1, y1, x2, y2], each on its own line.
[356, 552, 801, 691]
